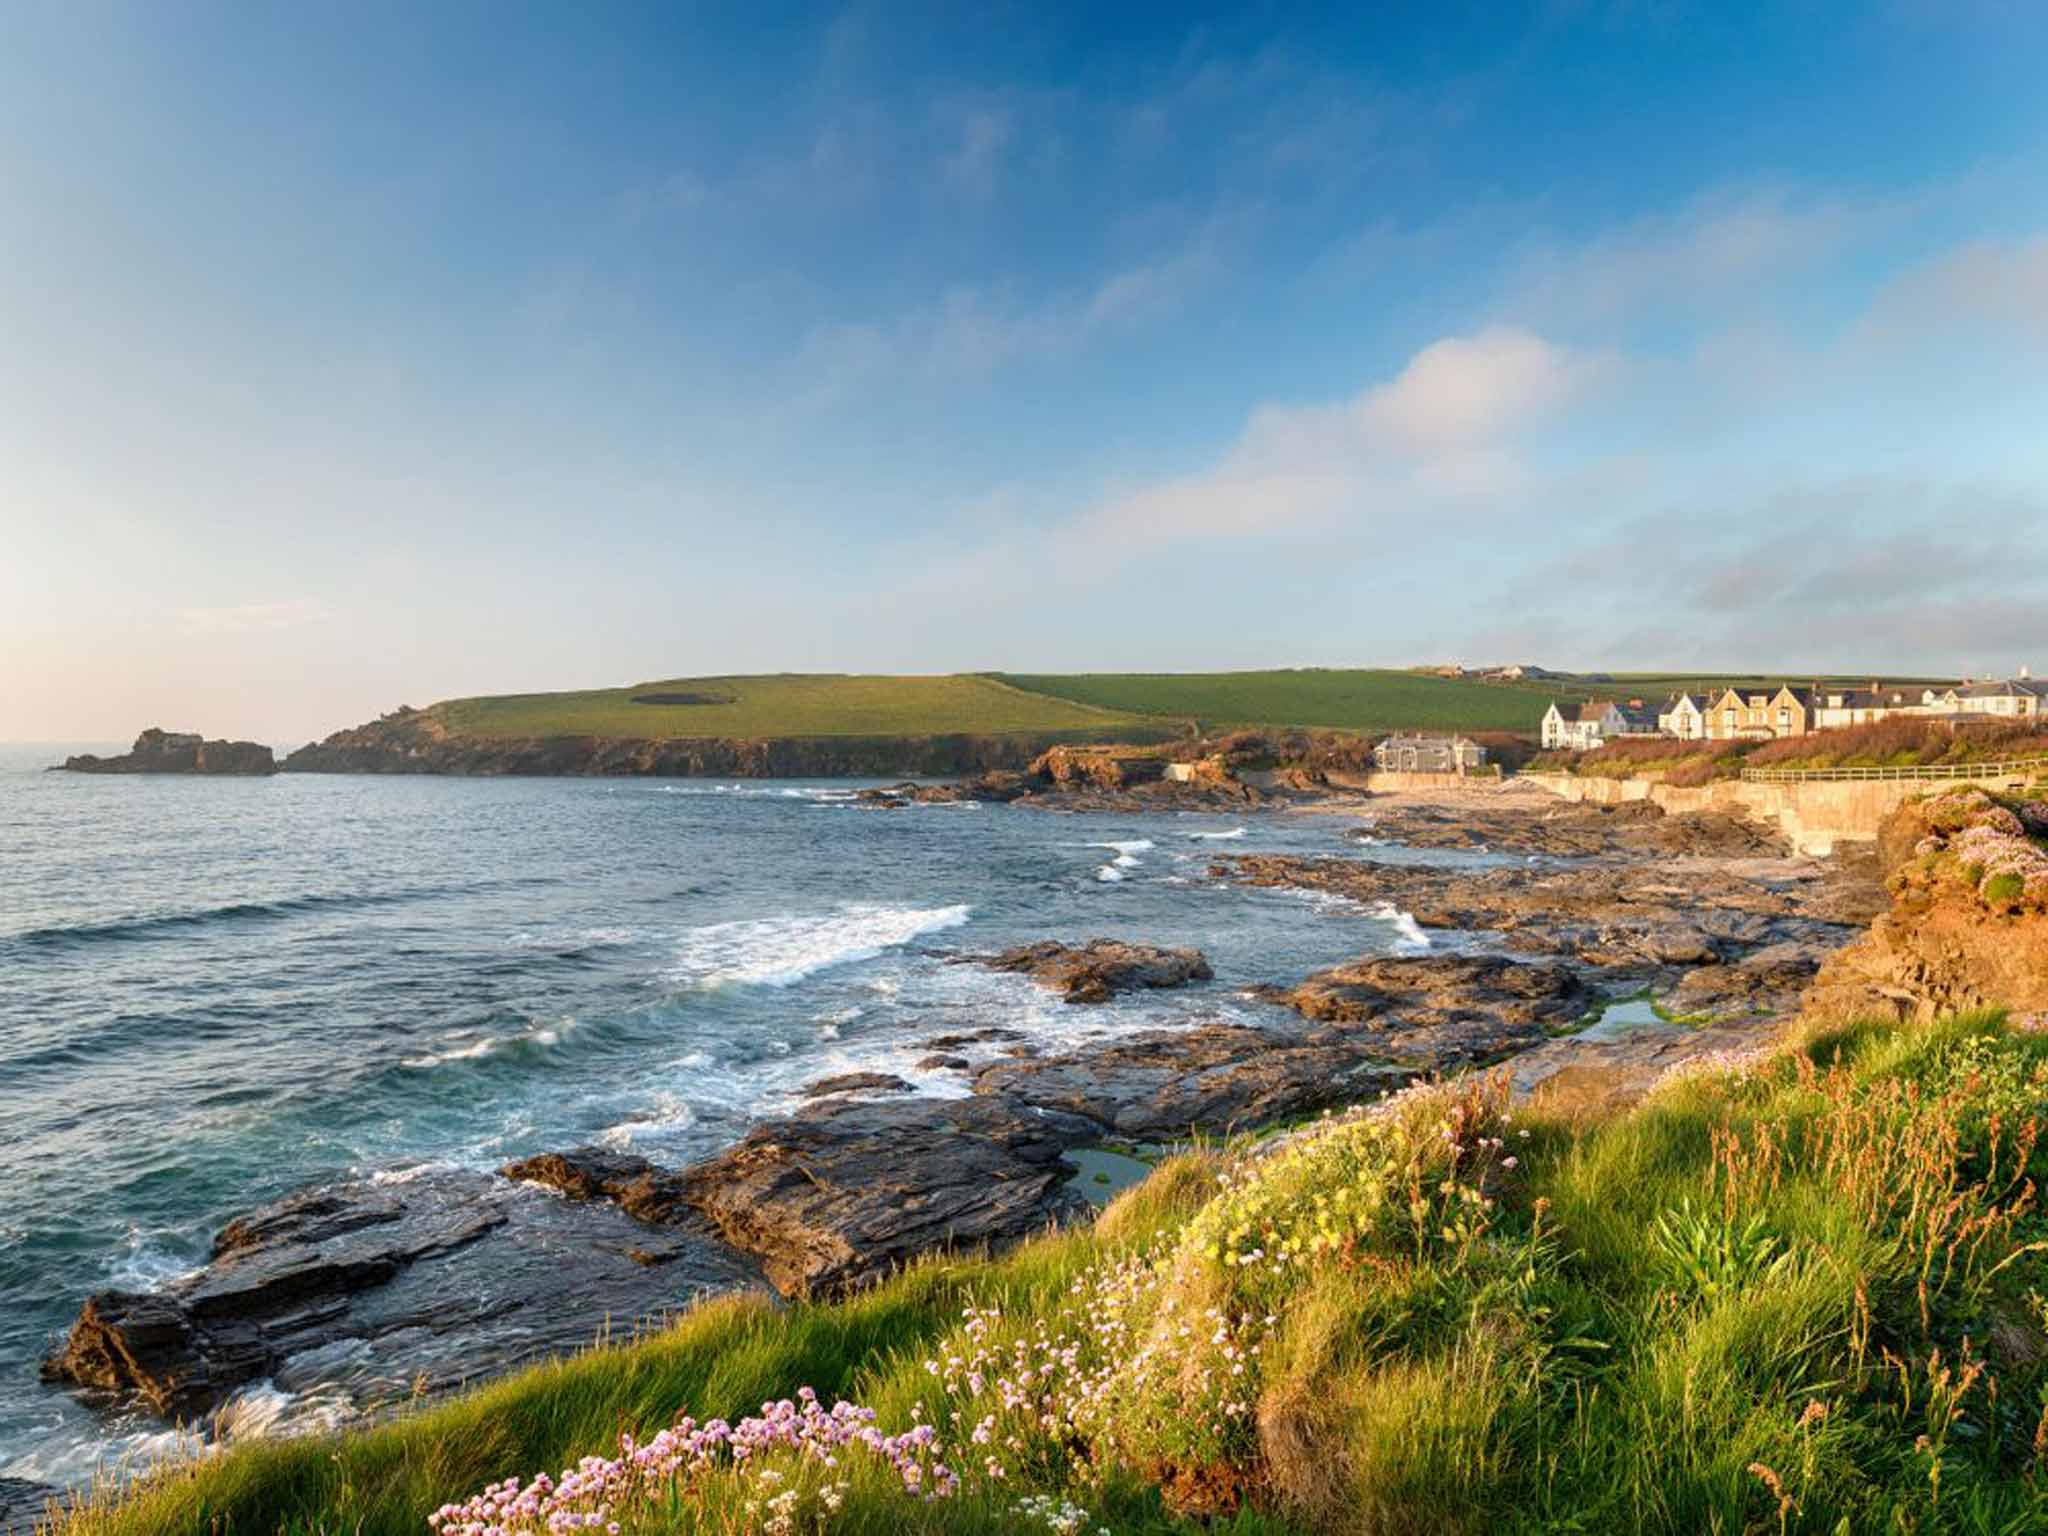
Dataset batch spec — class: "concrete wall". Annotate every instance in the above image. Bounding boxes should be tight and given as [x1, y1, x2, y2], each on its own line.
[1520, 769, 2040, 856]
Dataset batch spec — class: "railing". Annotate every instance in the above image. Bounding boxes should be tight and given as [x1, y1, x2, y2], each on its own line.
[1740, 757, 2048, 784]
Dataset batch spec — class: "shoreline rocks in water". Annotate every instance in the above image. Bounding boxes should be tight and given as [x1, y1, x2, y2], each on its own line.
[41, 1170, 764, 1421]
[58, 728, 277, 776]
[967, 939, 1214, 1003]
[510, 1097, 1099, 1301]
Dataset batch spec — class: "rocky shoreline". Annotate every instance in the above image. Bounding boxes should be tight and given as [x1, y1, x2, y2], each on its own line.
[38, 783, 1901, 1454]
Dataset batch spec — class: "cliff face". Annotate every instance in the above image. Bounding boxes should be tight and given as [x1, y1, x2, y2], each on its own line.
[282, 707, 1137, 779]
[1805, 789, 2048, 1022]
[60, 729, 276, 775]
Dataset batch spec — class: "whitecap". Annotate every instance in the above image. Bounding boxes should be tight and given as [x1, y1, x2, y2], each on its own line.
[666, 903, 971, 989]
[1083, 839, 1152, 882]
[105, 1227, 200, 1291]
[598, 1092, 697, 1150]
[1186, 827, 1247, 841]
[1368, 901, 1433, 951]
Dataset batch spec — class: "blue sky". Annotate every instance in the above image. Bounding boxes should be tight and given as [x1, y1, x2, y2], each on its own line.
[4, 1, 2046, 741]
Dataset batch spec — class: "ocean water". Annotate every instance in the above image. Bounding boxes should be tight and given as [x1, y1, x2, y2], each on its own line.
[0, 745, 1488, 1486]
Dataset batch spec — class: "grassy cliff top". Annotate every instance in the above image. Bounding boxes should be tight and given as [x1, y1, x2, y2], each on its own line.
[997, 668, 1574, 734]
[428, 669, 1595, 743]
[431, 674, 1154, 741]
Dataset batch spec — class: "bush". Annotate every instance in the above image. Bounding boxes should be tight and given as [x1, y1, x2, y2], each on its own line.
[1983, 872, 2025, 905]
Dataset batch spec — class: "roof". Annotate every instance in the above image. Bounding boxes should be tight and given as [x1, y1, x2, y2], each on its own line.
[1960, 678, 2045, 699]
[1575, 701, 1613, 723]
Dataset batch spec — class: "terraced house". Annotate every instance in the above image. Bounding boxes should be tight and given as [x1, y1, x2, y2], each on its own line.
[1922, 670, 2043, 718]
[1705, 685, 1814, 740]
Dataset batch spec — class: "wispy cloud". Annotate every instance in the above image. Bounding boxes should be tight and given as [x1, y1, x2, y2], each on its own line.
[1060, 326, 1612, 553]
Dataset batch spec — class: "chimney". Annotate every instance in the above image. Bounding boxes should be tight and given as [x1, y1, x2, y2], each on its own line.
[2023, 664, 2033, 681]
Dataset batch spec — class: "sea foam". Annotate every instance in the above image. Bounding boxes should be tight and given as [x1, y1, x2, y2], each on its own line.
[1084, 839, 1154, 882]
[666, 903, 971, 988]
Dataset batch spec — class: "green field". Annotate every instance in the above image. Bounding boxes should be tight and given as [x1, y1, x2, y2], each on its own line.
[433, 674, 1153, 741]
[418, 669, 1966, 747]
[54, 1008, 2048, 1535]
[1000, 669, 1577, 734]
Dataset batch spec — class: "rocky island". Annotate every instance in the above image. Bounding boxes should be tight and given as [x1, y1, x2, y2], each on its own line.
[58, 728, 277, 775]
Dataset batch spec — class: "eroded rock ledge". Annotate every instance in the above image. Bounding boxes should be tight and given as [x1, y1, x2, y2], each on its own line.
[966, 939, 1214, 1003]
[42, 1171, 762, 1421]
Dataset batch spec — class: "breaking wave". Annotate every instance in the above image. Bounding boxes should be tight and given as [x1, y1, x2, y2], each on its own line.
[1084, 839, 1154, 883]
[666, 903, 971, 988]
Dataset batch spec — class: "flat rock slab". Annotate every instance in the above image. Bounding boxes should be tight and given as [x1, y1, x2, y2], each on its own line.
[967, 939, 1214, 1003]
[1251, 954, 1587, 1067]
[975, 1024, 1413, 1140]
[1216, 853, 1874, 982]
[1351, 800, 1788, 860]
[515, 1097, 1101, 1303]
[799, 1071, 915, 1098]
[675, 1097, 1100, 1298]
[42, 1170, 763, 1421]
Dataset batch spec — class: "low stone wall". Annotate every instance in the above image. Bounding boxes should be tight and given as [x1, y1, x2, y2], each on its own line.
[1520, 769, 2038, 856]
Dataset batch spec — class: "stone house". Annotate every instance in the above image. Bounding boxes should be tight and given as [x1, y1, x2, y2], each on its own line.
[1373, 734, 1487, 773]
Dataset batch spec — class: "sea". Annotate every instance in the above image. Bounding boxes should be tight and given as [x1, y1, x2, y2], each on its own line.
[0, 744, 1480, 1487]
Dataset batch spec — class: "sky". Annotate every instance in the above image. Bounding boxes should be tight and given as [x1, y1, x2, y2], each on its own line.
[4, 1, 2047, 744]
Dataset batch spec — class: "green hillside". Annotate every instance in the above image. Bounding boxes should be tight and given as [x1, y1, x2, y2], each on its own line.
[433, 674, 1154, 741]
[1000, 668, 1576, 734]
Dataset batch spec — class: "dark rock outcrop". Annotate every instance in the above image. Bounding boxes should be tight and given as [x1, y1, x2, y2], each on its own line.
[799, 1071, 915, 1098]
[42, 1170, 762, 1420]
[970, 939, 1214, 1004]
[1254, 954, 1586, 1062]
[672, 1097, 1098, 1298]
[59, 728, 276, 776]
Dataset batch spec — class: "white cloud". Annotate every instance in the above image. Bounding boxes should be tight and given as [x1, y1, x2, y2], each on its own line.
[1505, 183, 1904, 329]
[1066, 327, 1605, 551]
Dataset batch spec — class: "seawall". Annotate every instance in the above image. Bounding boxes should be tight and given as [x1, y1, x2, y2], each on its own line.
[1520, 768, 2042, 856]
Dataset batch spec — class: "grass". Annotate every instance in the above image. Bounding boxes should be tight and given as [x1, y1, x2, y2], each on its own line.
[50, 1010, 2048, 1536]
[432, 675, 1160, 743]
[415, 669, 1607, 746]
[998, 670, 1585, 735]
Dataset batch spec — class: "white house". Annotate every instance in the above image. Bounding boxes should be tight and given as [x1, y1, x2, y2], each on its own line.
[1541, 699, 1624, 751]
[1955, 670, 2042, 719]
[1657, 693, 1707, 740]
